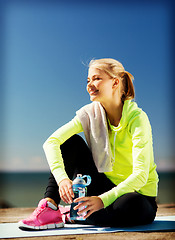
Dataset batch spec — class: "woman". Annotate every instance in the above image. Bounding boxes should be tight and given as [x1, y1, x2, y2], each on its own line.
[19, 58, 159, 229]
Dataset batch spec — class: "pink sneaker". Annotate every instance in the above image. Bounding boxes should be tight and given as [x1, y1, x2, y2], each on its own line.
[18, 199, 64, 230]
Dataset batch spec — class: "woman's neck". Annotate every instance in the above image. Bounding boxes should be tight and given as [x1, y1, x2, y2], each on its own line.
[101, 100, 123, 127]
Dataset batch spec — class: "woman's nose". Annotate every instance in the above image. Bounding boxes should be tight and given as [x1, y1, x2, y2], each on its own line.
[87, 79, 93, 87]
[87, 81, 93, 92]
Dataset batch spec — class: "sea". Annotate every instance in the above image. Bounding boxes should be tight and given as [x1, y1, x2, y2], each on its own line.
[0, 171, 175, 208]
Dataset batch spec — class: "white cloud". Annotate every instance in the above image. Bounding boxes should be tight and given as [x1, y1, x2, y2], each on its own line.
[157, 158, 175, 172]
[0, 156, 49, 172]
[1, 155, 174, 173]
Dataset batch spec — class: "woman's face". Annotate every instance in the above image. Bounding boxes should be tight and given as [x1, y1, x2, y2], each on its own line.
[87, 67, 114, 103]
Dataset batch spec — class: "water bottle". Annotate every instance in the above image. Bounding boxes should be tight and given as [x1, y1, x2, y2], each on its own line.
[70, 174, 91, 221]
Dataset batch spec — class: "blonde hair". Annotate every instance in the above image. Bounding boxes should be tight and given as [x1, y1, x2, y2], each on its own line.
[89, 58, 135, 102]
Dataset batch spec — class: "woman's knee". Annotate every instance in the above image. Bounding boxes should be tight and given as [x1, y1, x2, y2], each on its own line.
[108, 192, 156, 226]
[60, 134, 86, 151]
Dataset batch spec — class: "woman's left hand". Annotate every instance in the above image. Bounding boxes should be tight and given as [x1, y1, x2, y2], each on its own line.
[74, 196, 104, 219]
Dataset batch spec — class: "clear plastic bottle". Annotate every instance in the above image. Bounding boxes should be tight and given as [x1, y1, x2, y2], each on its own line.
[70, 174, 91, 221]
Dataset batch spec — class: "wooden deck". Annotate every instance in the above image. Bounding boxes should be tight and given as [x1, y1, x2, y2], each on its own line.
[0, 204, 175, 240]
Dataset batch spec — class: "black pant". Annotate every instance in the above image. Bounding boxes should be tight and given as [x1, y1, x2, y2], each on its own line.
[44, 135, 157, 227]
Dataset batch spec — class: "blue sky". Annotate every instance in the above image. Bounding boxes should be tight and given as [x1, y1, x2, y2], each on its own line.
[0, 0, 174, 172]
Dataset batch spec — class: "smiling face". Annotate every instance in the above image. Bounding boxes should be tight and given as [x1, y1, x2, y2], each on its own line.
[87, 67, 115, 103]
[86, 58, 135, 106]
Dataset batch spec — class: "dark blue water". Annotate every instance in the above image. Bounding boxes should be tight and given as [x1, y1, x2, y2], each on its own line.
[0, 171, 174, 207]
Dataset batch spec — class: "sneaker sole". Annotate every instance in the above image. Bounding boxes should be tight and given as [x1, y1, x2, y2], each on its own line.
[18, 221, 64, 230]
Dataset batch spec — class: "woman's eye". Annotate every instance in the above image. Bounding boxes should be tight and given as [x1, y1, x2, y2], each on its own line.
[87, 77, 101, 84]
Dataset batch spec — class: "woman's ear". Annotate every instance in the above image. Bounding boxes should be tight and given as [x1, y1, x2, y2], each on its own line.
[112, 78, 119, 88]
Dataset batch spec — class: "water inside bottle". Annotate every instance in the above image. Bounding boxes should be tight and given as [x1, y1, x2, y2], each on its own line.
[70, 187, 86, 221]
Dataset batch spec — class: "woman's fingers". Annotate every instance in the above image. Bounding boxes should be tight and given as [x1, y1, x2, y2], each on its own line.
[73, 196, 104, 218]
[59, 179, 74, 204]
[59, 187, 70, 203]
[74, 200, 88, 210]
[75, 201, 96, 219]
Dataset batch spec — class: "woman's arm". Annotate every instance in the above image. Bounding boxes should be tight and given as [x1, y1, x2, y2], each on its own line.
[99, 112, 154, 208]
[43, 116, 83, 185]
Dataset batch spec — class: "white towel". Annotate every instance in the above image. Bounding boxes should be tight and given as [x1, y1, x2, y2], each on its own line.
[76, 101, 113, 172]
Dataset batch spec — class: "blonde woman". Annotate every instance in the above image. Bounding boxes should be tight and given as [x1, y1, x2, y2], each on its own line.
[19, 58, 158, 229]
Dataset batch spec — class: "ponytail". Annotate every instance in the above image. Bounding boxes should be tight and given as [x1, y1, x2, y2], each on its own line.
[119, 71, 135, 102]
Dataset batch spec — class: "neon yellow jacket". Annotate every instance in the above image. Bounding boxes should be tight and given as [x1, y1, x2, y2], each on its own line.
[43, 100, 159, 208]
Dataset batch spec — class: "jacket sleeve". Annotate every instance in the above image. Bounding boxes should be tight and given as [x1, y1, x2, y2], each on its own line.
[99, 112, 153, 208]
[43, 116, 83, 185]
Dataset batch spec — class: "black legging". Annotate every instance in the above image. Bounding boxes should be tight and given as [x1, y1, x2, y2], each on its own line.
[44, 135, 157, 227]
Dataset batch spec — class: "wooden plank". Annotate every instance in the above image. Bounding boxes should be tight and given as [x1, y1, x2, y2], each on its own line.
[0, 204, 175, 240]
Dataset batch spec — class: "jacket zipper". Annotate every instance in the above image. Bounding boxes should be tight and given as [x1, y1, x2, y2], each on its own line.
[112, 131, 117, 162]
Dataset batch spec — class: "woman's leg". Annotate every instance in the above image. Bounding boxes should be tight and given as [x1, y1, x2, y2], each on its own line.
[44, 134, 157, 227]
[87, 192, 157, 227]
[44, 134, 115, 205]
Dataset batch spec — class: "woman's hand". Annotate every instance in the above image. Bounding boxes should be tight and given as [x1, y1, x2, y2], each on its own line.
[59, 178, 74, 204]
[74, 196, 104, 219]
